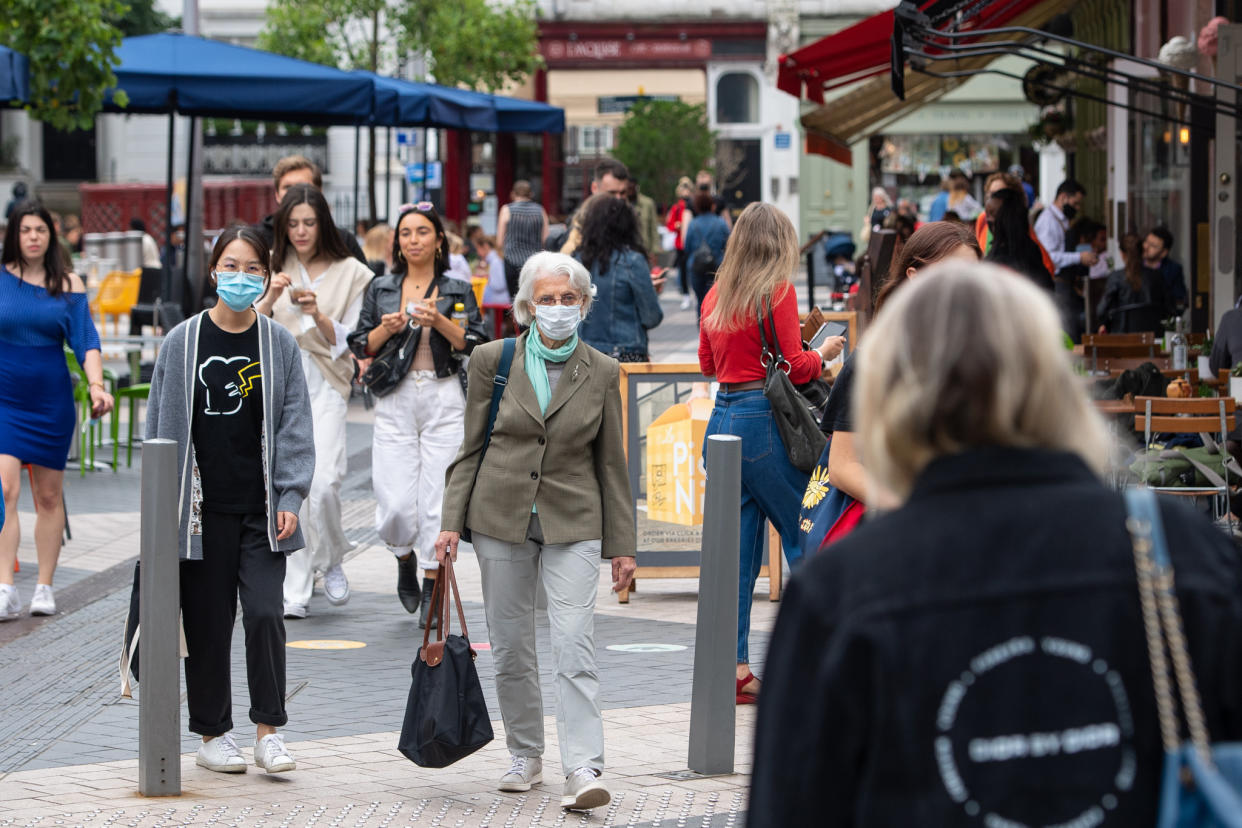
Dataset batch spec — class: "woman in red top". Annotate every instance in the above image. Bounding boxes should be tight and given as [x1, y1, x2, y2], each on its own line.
[698, 203, 843, 704]
[665, 177, 694, 308]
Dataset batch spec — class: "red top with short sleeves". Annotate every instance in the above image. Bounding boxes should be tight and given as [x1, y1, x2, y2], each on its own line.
[698, 282, 821, 385]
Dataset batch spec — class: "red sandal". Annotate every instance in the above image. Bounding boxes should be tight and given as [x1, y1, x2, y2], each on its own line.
[736, 671, 760, 705]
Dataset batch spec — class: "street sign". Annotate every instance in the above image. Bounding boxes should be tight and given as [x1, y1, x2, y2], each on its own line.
[405, 162, 443, 188]
[396, 130, 418, 147]
[598, 94, 679, 114]
[774, 132, 792, 150]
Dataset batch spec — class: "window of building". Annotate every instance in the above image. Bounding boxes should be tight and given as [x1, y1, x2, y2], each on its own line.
[716, 73, 759, 124]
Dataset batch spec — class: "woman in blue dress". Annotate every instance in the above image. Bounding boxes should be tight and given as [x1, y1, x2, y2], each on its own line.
[0, 201, 111, 620]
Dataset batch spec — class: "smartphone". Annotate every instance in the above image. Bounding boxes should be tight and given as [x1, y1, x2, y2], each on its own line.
[809, 320, 848, 350]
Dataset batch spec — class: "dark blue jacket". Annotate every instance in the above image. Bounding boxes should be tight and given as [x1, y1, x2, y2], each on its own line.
[685, 214, 730, 275]
[577, 248, 663, 357]
[751, 447, 1242, 827]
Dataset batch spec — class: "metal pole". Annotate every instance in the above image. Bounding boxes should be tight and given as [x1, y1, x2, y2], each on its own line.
[422, 128, 430, 202]
[353, 124, 361, 230]
[164, 106, 176, 304]
[138, 438, 181, 796]
[183, 117, 200, 311]
[1214, 25, 1242, 327]
[688, 434, 741, 776]
[385, 126, 392, 221]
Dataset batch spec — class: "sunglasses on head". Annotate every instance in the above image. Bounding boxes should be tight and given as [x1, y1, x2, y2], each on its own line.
[399, 201, 436, 215]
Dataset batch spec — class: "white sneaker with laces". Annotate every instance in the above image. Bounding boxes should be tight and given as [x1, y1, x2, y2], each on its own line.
[0, 584, 20, 620]
[680, 296, 693, 311]
[562, 767, 609, 811]
[323, 564, 350, 606]
[283, 602, 307, 619]
[498, 755, 542, 792]
[255, 733, 296, 773]
[196, 733, 247, 773]
[29, 584, 56, 616]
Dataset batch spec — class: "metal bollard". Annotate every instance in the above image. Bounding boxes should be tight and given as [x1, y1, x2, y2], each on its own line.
[138, 438, 181, 796]
[688, 434, 742, 775]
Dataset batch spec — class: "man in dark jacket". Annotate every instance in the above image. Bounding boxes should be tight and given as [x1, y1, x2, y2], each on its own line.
[252, 155, 366, 264]
[1143, 225, 1187, 316]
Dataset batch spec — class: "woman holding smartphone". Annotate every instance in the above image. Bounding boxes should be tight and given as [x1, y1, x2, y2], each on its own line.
[146, 224, 314, 775]
[347, 203, 486, 627]
[256, 184, 373, 620]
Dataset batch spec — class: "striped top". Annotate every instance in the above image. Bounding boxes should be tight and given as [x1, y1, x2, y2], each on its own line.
[504, 199, 544, 267]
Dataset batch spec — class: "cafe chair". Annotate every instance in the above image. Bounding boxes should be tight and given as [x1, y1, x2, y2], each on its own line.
[1133, 395, 1237, 534]
[93, 269, 142, 338]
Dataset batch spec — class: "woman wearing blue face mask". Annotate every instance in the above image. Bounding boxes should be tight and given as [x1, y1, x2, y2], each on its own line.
[146, 224, 314, 777]
[435, 252, 636, 812]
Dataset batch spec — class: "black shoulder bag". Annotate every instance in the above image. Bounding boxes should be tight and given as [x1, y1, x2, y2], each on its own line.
[461, 337, 516, 543]
[361, 280, 436, 398]
[758, 305, 827, 474]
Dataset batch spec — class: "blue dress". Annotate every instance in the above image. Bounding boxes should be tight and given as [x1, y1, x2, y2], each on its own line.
[0, 266, 101, 469]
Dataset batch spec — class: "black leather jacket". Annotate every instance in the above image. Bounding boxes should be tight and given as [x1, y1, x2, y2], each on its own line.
[347, 272, 488, 379]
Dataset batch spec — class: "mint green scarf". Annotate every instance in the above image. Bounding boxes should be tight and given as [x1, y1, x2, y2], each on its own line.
[524, 325, 578, 414]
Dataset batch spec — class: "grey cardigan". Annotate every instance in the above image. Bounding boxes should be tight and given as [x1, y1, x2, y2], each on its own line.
[146, 311, 315, 559]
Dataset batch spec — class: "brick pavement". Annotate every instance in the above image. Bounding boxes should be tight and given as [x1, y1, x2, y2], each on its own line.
[0, 289, 789, 823]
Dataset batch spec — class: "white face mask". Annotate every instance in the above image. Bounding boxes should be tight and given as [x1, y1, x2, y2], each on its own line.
[533, 304, 582, 340]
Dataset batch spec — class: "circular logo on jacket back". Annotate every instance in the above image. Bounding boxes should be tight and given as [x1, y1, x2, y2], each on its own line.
[934, 635, 1135, 825]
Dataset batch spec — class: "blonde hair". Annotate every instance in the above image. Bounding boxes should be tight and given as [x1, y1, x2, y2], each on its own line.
[362, 223, 390, 261]
[855, 261, 1110, 502]
[702, 202, 798, 333]
[446, 231, 465, 256]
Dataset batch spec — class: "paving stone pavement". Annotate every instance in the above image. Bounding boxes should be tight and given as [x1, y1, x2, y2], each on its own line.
[0, 289, 792, 822]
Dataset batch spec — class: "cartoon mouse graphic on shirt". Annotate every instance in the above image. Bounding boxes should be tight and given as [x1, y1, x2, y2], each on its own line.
[198, 356, 261, 415]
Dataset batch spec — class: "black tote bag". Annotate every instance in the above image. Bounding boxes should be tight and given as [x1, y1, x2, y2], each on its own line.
[758, 305, 827, 473]
[397, 558, 494, 768]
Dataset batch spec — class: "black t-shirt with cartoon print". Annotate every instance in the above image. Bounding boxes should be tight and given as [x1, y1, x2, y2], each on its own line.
[192, 313, 266, 513]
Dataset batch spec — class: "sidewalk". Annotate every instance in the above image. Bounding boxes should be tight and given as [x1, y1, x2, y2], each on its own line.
[0, 287, 781, 825]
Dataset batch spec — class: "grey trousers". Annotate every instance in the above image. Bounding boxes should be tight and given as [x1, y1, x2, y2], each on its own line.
[472, 515, 605, 774]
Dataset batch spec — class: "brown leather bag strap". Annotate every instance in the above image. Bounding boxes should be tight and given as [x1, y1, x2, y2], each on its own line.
[421, 567, 448, 651]
[440, 558, 470, 640]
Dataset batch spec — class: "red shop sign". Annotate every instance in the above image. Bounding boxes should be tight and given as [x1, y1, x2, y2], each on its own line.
[542, 38, 713, 63]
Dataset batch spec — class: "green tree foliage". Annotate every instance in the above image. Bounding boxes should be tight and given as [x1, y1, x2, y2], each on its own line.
[0, 0, 129, 131]
[258, 0, 542, 91]
[111, 0, 180, 37]
[614, 100, 716, 207]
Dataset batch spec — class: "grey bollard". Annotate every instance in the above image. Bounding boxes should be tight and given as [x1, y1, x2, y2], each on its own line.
[688, 434, 742, 775]
[138, 438, 181, 796]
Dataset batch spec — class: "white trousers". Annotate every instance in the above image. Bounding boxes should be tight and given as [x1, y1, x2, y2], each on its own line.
[283, 362, 353, 607]
[372, 371, 465, 570]
[473, 515, 605, 773]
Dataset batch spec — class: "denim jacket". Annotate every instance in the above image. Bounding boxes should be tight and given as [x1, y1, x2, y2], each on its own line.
[576, 248, 664, 358]
[347, 271, 488, 380]
[685, 214, 730, 274]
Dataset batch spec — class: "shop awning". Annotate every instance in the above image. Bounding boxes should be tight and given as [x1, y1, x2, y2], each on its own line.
[780, 0, 1077, 164]
[0, 45, 29, 104]
[775, 10, 898, 103]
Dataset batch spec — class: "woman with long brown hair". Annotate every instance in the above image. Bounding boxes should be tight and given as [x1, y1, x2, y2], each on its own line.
[697, 203, 844, 705]
[819, 221, 979, 508]
[1095, 232, 1168, 334]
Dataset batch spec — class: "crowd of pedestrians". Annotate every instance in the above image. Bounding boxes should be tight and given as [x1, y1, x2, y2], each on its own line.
[1, 148, 1238, 824]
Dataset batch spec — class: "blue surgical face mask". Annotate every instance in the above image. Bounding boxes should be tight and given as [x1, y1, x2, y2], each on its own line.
[214, 271, 265, 312]
[534, 304, 582, 340]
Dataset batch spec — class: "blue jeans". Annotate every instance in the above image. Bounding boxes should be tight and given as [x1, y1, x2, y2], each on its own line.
[703, 390, 809, 663]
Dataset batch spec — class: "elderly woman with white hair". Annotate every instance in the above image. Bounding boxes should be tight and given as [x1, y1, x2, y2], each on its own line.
[750, 262, 1242, 827]
[436, 251, 636, 812]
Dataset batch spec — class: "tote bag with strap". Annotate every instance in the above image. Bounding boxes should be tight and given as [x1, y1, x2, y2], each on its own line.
[757, 304, 826, 473]
[1124, 488, 1242, 828]
[797, 438, 865, 558]
[397, 557, 494, 768]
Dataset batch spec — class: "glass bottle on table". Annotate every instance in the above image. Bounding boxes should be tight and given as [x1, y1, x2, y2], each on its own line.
[1171, 317, 1187, 371]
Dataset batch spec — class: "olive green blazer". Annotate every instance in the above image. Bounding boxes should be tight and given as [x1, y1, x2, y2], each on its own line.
[441, 332, 635, 559]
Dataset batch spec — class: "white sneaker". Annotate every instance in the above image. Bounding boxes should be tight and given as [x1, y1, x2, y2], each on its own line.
[196, 733, 247, 773]
[499, 755, 542, 792]
[323, 564, 350, 606]
[562, 767, 609, 811]
[29, 584, 56, 616]
[255, 733, 296, 773]
[680, 296, 693, 311]
[0, 584, 19, 620]
[283, 602, 307, 619]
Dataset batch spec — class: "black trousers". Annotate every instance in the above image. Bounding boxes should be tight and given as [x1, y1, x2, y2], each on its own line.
[674, 249, 689, 295]
[504, 259, 522, 300]
[692, 269, 716, 320]
[180, 511, 287, 737]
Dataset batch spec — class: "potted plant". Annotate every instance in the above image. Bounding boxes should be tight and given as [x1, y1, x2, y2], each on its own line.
[1197, 333, 1214, 379]
[1229, 362, 1242, 403]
